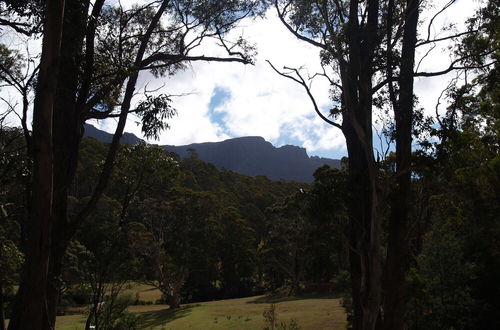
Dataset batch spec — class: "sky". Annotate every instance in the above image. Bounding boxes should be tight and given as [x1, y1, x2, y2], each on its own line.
[3, 0, 481, 160]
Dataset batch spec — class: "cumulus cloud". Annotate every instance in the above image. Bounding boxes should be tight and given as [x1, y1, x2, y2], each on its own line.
[2, 1, 481, 160]
[120, 9, 341, 157]
[119, 1, 478, 159]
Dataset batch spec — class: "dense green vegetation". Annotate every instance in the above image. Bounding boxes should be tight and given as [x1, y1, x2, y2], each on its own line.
[2, 115, 499, 328]
[0, 0, 498, 329]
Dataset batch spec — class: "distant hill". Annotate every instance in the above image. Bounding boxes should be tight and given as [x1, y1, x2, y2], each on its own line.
[83, 123, 143, 145]
[166, 137, 340, 182]
[83, 123, 340, 182]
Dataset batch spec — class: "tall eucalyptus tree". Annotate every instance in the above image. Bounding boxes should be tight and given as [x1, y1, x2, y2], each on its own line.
[1, 1, 264, 329]
[269, 0, 492, 329]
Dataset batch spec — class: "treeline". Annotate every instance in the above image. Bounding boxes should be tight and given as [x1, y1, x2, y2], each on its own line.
[2, 116, 499, 329]
[2, 135, 344, 323]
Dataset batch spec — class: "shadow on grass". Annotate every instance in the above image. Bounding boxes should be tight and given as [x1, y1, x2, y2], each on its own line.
[138, 304, 199, 328]
[247, 293, 341, 304]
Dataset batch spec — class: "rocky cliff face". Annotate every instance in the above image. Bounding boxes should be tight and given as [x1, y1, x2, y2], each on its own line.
[84, 124, 340, 182]
[166, 136, 340, 182]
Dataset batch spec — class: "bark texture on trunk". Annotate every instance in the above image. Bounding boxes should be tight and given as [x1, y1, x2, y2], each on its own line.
[340, 1, 382, 329]
[45, 2, 89, 328]
[8, 1, 65, 329]
[43, 2, 167, 328]
[383, 1, 419, 329]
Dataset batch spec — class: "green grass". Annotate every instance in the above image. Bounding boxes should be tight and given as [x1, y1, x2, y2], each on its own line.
[7, 284, 346, 329]
[54, 293, 347, 329]
[121, 282, 163, 303]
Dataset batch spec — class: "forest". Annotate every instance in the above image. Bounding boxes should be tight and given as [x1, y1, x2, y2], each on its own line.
[0, 0, 498, 329]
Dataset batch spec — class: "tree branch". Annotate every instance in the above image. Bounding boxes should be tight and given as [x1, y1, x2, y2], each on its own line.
[274, 0, 327, 50]
[424, 0, 456, 43]
[267, 60, 342, 130]
[140, 54, 252, 69]
[415, 60, 496, 77]
[416, 30, 477, 47]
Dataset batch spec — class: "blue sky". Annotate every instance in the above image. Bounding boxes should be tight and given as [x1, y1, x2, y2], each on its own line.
[208, 87, 231, 135]
[2, 1, 477, 161]
[116, 1, 474, 160]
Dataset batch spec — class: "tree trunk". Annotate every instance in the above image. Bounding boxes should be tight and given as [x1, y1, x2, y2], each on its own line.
[340, 1, 382, 328]
[344, 120, 382, 330]
[0, 284, 5, 330]
[45, 2, 88, 328]
[8, 1, 65, 329]
[383, 1, 419, 329]
[167, 294, 181, 310]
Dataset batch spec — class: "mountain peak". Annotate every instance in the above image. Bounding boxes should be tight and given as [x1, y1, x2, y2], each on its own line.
[166, 136, 339, 182]
[83, 123, 340, 182]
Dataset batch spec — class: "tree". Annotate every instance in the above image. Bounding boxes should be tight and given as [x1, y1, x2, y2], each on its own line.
[0, 1, 264, 328]
[217, 207, 257, 298]
[406, 4, 499, 325]
[307, 165, 349, 282]
[7, 1, 65, 328]
[0, 237, 23, 330]
[68, 196, 139, 330]
[0, 123, 27, 330]
[111, 142, 179, 222]
[269, 0, 494, 329]
[140, 188, 220, 309]
[264, 191, 310, 296]
[269, 1, 413, 327]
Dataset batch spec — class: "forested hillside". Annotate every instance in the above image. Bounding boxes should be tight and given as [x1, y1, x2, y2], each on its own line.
[0, 0, 498, 329]
[0, 135, 349, 328]
[83, 123, 341, 182]
[2, 130, 499, 328]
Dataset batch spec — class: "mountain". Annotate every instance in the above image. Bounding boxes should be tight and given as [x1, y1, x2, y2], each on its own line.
[83, 123, 341, 182]
[166, 137, 340, 182]
[83, 123, 143, 145]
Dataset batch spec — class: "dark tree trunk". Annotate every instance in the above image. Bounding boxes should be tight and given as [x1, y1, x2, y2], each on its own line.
[383, 1, 419, 329]
[42, 2, 168, 328]
[344, 117, 382, 330]
[0, 284, 5, 330]
[340, 1, 382, 329]
[45, 2, 88, 328]
[8, 1, 65, 329]
[167, 293, 181, 310]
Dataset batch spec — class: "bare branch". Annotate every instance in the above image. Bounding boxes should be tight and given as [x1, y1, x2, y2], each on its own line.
[0, 17, 40, 35]
[415, 43, 437, 73]
[267, 60, 342, 130]
[310, 65, 342, 91]
[416, 30, 477, 47]
[425, 0, 456, 43]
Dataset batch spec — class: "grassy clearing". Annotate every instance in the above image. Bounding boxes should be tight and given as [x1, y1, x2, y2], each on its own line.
[54, 294, 346, 329]
[121, 282, 163, 303]
[7, 284, 345, 329]
[142, 295, 347, 330]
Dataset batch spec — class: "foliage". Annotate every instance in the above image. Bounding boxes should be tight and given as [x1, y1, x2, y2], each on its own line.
[403, 2, 500, 328]
[64, 195, 141, 328]
[264, 192, 310, 295]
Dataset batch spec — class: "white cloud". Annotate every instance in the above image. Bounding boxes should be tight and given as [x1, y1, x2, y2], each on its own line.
[118, 9, 341, 157]
[2, 1, 482, 160]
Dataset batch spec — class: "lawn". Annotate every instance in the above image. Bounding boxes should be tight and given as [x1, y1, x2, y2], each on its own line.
[55, 293, 347, 330]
